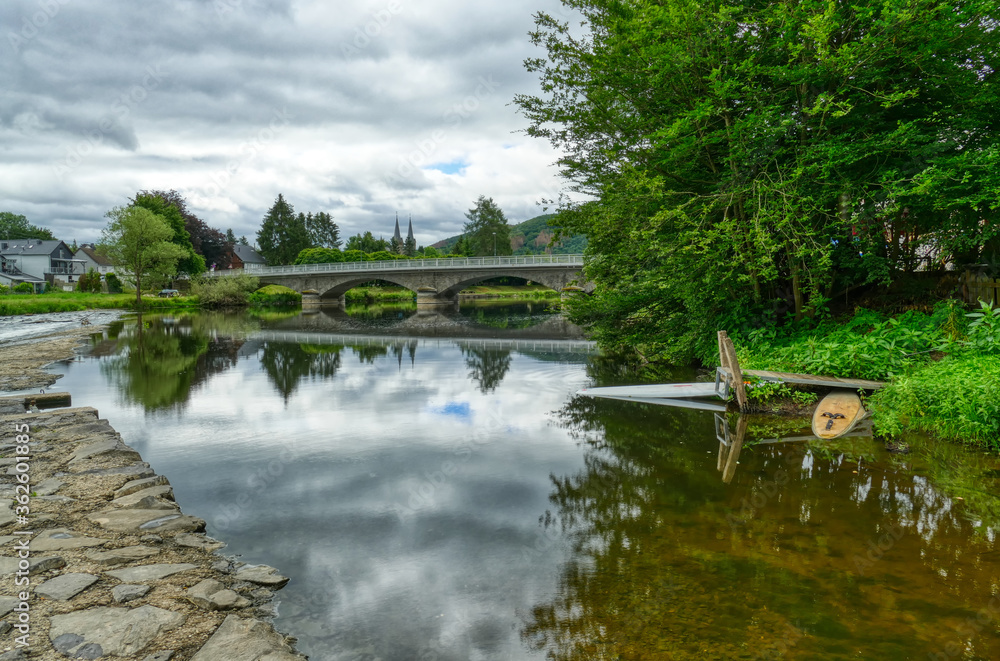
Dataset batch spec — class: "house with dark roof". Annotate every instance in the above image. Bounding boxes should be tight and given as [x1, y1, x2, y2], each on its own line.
[0, 239, 85, 291]
[229, 244, 267, 270]
[77, 244, 116, 276]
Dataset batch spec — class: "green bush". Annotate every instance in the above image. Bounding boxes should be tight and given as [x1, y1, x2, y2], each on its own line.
[294, 247, 344, 265]
[191, 274, 260, 307]
[342, 250, 366, 262]
[77, 269, 103, 293]
[872, 355, 1000, 450]
[106, 273, 123, 294]
[366, 250, 402, 262]
[13, 282, 34, 294]
[248, 284, 301, 306]
[0, 284, 9, 295]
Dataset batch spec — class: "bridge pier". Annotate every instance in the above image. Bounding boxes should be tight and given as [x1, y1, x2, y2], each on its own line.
[302, 290, 345, 309]
[416, 286, 456, 307]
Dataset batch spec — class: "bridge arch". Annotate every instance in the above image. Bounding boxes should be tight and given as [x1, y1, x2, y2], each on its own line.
[313, 276, 418, 300]
[437, 272, 574, 299]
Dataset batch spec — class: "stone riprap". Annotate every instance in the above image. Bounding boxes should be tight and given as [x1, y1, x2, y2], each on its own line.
[0, 394, 306, 660]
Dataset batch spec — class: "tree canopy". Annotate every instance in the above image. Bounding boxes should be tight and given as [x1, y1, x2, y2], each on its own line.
[462, 196, 512, 256]
[516, 0, 1000, 363]
[0, 212, 55, 240]
[132, 191, 206, 276]
[257, 196, 342, 264]
[100, 206, 187, 307]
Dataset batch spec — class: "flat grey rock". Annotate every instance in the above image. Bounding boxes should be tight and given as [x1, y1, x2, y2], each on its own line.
[115, 475, 170, 499]
[68, 438, 141, 466]
[32, 528, 108, 551]
[188, 579, 250, 611]
[34, 477, 65, 496]
[191, 614, 306, 661]
[107, 563, 198, 582]
[140, 534, 163, 544]
[88, 508, 205, 533]
[34, 495, 75, 503]
[0, 620, 13, 635]
[50, 605, 185, 658]
[113, 485, 175, 509]
[85, 545, 160, 565]
[0, 649, 26, 660]
[75, 462, 154, 479]
[112, 583, 151, 603]
[0, 535, 15, 546]
[0, 555, 65, 575]
[175, 533, 225, 551]
[234, 565, 289, 589]
[0, 596, 19, 617]
[35, 573, 99, 601]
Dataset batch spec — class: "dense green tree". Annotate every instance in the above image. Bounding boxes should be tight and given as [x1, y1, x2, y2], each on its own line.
[257, 195, 310, 265]
[463, 196, 512, 257]
[345, 231, 389, 253]
[76, 268, 102, 293]
[132, 192, 206, 276]
[294, 247, 344, 265]
[307, 212, 341, 249]
[0, 212, 55, 240]
[138, 190, 231, 269]
[516, 0, 1000, 363]
[226, 228, 237, 244]
[100, 206, 187, 308]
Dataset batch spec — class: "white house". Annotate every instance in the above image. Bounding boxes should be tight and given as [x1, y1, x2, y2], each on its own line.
[0, 239, 86, 291]
[77, 244, 116, 276]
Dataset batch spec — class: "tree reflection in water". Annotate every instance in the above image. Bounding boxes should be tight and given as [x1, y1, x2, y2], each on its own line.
[522, 394, 1000, 660]
[99, 313, 245, 411]
[259, 342, 344, 403]
[461, 347, 512, 393]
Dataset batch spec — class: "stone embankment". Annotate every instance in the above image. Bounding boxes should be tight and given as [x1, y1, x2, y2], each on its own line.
[0, 393, 307, 660]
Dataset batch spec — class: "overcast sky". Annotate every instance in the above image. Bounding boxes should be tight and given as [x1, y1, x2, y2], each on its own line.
[0, 0, 576, 247]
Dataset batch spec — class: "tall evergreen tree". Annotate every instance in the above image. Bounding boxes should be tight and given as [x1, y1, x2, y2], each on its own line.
[463, 196, 512, 256]
[257, 195, 310, 265]
[307, 212, 341, 249]
[0, 212, 54, 240]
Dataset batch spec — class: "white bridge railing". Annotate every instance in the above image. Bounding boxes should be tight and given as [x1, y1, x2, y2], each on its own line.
[207, 254, 584, 277]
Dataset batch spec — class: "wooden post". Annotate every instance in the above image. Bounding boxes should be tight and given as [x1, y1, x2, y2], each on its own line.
[722, 415, 748, 484]
[718, 330, 749, 412]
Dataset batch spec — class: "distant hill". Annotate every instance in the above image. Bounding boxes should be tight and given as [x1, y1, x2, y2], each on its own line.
[430, 214, 587, 255]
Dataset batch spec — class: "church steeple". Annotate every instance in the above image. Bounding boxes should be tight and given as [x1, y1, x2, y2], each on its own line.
[407, 215, 414, 242]
[393, 213, 402, 242]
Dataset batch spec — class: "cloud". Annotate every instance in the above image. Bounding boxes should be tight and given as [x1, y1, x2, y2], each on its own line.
[0, 0, 576, 248]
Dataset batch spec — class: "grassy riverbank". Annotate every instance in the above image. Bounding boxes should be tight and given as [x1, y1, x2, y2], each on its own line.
[0, 291, 198, 314]
[729, 301, 1000, 450]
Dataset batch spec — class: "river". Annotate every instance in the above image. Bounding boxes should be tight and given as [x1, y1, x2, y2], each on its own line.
[41, 302, 1000, 660]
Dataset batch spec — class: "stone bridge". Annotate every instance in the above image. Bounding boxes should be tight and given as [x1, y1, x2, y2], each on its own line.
[209, 255, 591, 304]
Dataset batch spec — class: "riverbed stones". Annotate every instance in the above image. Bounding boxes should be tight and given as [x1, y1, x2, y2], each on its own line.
[87, 508, 206, 533]
[0, 596, 19, 617]
[115, 474, 170, 499]
[112, 584, 150, 604]
[142, 652, 174, 661]
[35, 573, 99, 601]
[34, 476, 65, 496]
[49, 605, 185, 658]
[112, 485, 176, 510]
[190, 615, 307, 661]
[32, 528, 108, 551]
[68, 437, 142, 468]
[188, 579, 250, 611]
[0, 555, 65, 575]
[106, 563, 198, 582]
[175, 532, 225, 551]
[75, 461, 155, 479]
[234, 564, 290, 589]
[84, 545, 159, 565]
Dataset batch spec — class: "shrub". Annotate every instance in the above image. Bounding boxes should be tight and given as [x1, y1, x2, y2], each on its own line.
[106, 273, 123, 294]
[248, 284, 302, 306]
[77, 269, 103, 293]
[191, 273, 260, 307]
[0, 284, 9, 295]
[13, 282, 34, 294]
[342, 250, 366, 262]
[294, 247, 344, 265]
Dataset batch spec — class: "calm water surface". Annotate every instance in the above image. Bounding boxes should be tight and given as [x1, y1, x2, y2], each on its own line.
[43, 303, 1000, 660]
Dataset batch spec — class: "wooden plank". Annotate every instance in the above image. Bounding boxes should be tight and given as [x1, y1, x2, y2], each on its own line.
[588, 394, 729, 413]
[718, 366, 884, 390]
[577, 383, 722, 399]
[718, 331, 749, 412]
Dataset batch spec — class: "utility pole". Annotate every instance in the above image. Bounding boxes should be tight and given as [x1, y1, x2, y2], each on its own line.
[492, 231, 497, 257]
